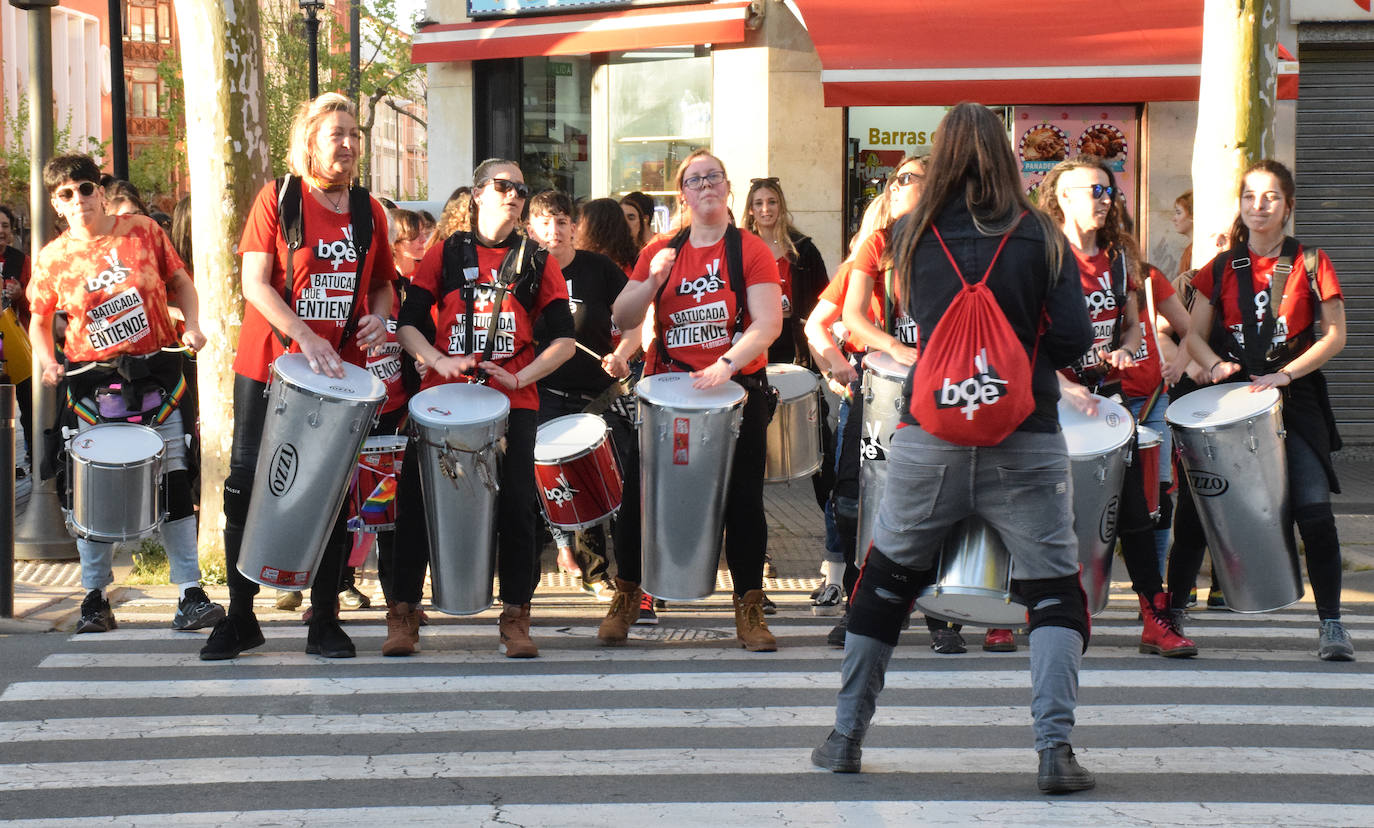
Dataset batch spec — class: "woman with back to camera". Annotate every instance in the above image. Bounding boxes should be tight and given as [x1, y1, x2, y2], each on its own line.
[199, 93, 396, 661]
[1183, 159, 1352, 662]
[811, 102, 1096, 793]
[608, 149, 783, 651]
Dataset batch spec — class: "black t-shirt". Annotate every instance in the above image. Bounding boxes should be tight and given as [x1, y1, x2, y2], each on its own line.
[534, 249, 629, 396]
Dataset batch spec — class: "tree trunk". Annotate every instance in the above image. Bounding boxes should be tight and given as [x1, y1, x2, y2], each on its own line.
[1191, 0, 1279, 267]
[172, 0, 271, 568]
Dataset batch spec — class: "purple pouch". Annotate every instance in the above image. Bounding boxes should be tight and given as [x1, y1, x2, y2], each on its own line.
[95, 383, 163, 422]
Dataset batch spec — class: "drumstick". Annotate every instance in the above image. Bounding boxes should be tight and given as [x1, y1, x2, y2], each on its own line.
[576, 341, 605, 361]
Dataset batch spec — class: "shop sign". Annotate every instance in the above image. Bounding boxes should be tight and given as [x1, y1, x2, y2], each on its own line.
[548, 61, 573, 76]
[1291, 0, 1374, 21]
[1013, 106, 1137, 214]
[468, 0, 685, 18]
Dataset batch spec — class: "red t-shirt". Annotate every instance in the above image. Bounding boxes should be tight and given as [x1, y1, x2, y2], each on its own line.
[408, 239, 568, 410]
[818, 261, 877, 354]
[28, 215, 185, 362]
[631, 228, 779, 376]
[361, 278, 407, 414]
[851, 229, 919, 346]
[776, 256, 794, 319]
[1191, 245, 1341, 358]
[1070, 247, 1129, 376]
[233, 181, 396, 383]
[1118, 267, 1174, 398]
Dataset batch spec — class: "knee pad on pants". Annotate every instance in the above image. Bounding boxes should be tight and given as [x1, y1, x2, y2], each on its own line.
[223, 471, 253, 525]
[1019, 573, 1091, 652]
[165, 470, 195, 521]
[848, 546, 935, 647]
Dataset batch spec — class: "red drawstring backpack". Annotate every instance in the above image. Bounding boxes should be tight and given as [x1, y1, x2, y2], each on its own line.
[908, 212, 1042, 446]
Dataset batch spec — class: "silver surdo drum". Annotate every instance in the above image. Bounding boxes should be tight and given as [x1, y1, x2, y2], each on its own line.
[637, 373, 746, 601]
[764, 363, 822, 482]
[1166, 384, 1300, 613]
[857, 351, 908, 559]
[916, 517, 1028, 626]
[1059, 393, 1134, 615]
[65, 422, 165, 542]
[409, 382, 510, 616]
[238, 354, 385, 590]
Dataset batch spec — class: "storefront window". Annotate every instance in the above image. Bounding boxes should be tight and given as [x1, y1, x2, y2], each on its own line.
[520, 55, 592, 197]
[607, 48, 711, 201]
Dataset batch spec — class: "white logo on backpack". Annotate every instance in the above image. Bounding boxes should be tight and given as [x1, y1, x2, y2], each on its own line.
[934, 349, 1009, 420]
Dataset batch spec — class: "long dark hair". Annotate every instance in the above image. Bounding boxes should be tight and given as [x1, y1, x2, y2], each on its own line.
[1229, 159, 1295, 247]
[892, 102, 1063, 301]
[1040, 153, 1140, 289]
[170, 195, 192, 270]
[577, 198, 639, 271]
[620, 191, 655, 248]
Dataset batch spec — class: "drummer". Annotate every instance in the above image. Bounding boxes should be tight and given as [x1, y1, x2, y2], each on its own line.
[201, 93, 396, 660]
[1040, 155, 1197, 659]
[393, 158, 574, 659]
[1183, 159, 1353, 662]
[26, 153, 224, 635]
[609, 149, 783, 651]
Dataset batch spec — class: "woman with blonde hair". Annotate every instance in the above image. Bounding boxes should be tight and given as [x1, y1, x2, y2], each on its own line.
[743, 177, 828, 366]
[199, 92, 396, 660]
[433, 186, 473, 243]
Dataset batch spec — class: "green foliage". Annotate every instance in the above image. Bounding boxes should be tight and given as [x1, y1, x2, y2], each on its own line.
[128, 52, 189, 204]
[127, 538, 170, 585]
[0, 94, 108, 215]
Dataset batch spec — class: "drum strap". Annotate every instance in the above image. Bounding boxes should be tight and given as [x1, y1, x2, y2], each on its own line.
[1071, 251, 1128, 390]
[652, 225, 746, 374]
[1219, 237, 1308, 373]
[443, 232, 546, 378]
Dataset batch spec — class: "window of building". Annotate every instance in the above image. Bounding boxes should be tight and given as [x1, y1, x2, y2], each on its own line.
[519, 55, 592, 197]
[125, 1, 170, 43]
[128, 66, 160, 118]
[606, 48, 710, 200]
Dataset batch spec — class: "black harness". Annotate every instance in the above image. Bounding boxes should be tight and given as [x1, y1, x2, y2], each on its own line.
[651, 225, 746, 374]
[1211, 238, 1321, 375]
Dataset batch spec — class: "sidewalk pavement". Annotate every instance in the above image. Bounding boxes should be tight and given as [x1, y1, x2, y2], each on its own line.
[5, 455, 1374, 633]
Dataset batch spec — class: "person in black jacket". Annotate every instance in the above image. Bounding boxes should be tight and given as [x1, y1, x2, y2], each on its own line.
[743, 177, 828, 367]
[811, 102, 1097, 794]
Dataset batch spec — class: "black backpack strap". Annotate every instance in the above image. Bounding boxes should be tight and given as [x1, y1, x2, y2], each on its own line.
[272, 175, 304, 349]
[1107, 249, 1128, 352]
[652, 228, 699, 373]
[723, 224, 746, 337]
[336, 185, 373, 349]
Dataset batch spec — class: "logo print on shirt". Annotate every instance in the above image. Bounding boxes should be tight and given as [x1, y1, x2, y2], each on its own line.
[85, 250, 133, 293]
[676, 259, 725, 302]
[315, 225, 358, 270]
[1084, 274, 1117, 313]
[1253, 290, 1270, 322]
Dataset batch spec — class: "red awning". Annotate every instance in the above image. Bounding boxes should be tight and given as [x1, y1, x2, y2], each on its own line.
[791, 0, 1298, 107]
[412, 1, 753, 64]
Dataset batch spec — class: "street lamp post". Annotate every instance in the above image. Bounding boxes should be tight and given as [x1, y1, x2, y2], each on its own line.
[299, 0, 325, 100]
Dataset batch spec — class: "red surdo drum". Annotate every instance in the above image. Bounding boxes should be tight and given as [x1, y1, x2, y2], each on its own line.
[533, 413, 623, 530]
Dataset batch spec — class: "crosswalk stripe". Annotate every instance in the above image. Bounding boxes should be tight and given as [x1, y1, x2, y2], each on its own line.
[3, 747, 1373, 792]
[4, 669, 1371, 702]
[3, 802, 1373, 828]
[2, 703, 1370, 744]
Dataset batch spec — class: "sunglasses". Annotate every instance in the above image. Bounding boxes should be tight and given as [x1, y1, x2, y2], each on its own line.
[486, 178, 530, 200]
[54, 181, 99, 203]
[750, 177, 780, 187]
[683, 170, 726, 191]
[891, 171, 923, 188]
[1065, 184, 1116, 200]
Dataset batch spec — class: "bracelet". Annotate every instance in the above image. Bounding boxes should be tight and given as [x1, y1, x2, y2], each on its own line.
[1278, 369, 1292, 383]
[718, 356, 736, 374]
[1208, 360, 1222, 374]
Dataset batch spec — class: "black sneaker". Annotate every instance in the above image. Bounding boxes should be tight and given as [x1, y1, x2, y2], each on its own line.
[811, 728, 862, 773]
[826, 611, 849, 648]
[76, 590, 117, 634]
[306, 616, 356, 658]
[762, 594, 777, 615]
[199, 614, 265, 661]
[930, 627, 966, 654]
[172, 587, 226, 631]
[634, 592, 659, 626]
[339, 584, 371, 610]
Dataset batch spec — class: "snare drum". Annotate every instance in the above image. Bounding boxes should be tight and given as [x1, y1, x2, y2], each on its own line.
[764, 363, 822, 482]
[239, 355, 386, 590]
[347, 436, 406, 533]
[409, 383, 510, 615]
[637, 374, 746, 601]
[1059, 394, 1134, 615]
[857, 352, 908, 558]
[534, 413, 623, 530]
[1166, 384, 1299, 613]
[916, 517, 1027, 626]
[1135, 425, 1162, 519]
[65, 422, 165, 542]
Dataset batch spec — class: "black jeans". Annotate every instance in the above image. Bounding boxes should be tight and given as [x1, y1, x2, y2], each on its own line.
[223, 373, 349, 617]
[390, 407, 541, 606]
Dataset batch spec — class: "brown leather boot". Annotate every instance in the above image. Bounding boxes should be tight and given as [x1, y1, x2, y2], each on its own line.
[382, 601, 420, 657]
[498, 603, 539, 658]
[596, 579, 643, 646]
[734, 589, 778, 652]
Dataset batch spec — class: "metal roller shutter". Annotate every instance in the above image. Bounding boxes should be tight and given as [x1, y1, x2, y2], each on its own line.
[1295, 44, 1374, 442]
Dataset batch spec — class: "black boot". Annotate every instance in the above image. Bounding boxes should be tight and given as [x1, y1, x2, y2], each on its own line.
[1037, 744, 1095, 793]
[811, 729, 862, 773]
[199, 613, 264, 661]
[306, 614, 356, 658]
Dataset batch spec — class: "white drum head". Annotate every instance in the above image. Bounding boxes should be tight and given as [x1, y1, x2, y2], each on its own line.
[535, 413, 607, 462]
[1136, 424, 1161, 450]
[1058, 394, 1134, 457]
[1166, 384, 1281, 429]
[766, 363, 819, 402]
[409, 383, 511, 428]
[273, 353, 386, 403]
[636, 373, 746, 410]
[862, 351, 908, 382]
[68, 423, 164, 463]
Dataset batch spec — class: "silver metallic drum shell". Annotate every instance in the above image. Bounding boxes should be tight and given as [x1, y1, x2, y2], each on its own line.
[1166, 384, 1300, 613]
[636, 373, 746, 601]
[763, 363, 823, 482]
[409, 383, 511, 616]
[238, 355, 386, 591]
[916, 517, 1027, 627]
[857, 351, 908, 560]
[1059, 394, 1134, 615]
[66, 422, 165, 542]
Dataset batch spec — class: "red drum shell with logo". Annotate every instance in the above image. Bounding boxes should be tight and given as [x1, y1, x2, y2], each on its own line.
[534, 413, 622, 530]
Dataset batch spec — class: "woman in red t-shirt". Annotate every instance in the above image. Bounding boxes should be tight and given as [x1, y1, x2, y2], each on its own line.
[200, 94, 396, 661]
[743, 177, 828, 367]
[610, 149, 783, 651]
[1041, 155, 1197, 659]
[1184, 160, 1353, 661]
